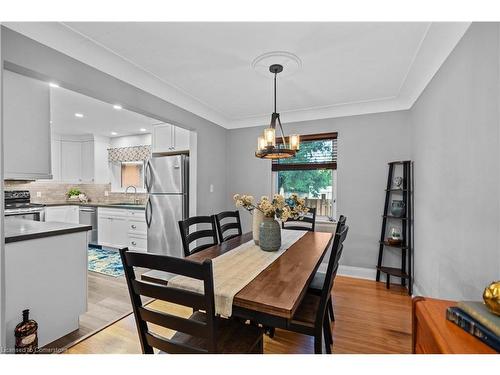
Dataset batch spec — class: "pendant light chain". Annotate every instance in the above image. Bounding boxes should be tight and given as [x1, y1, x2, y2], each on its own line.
[274, 71, 277, 113]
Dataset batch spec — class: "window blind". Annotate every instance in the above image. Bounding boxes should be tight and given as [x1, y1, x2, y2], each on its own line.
[272, 132, 337, 171]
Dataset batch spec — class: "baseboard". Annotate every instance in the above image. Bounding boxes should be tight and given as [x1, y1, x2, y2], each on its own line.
[412, 282, 424, 297]
[337, 265, 377, 280]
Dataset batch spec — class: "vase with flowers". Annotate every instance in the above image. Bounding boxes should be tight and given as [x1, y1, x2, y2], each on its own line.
[234, 193, 309, 251]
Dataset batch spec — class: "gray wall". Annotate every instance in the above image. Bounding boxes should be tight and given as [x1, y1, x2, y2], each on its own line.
[410, 23, 500, 299]
[227, 111, 411, 270]
[1, 27, 228, 217]
[0, 25, 6, 350]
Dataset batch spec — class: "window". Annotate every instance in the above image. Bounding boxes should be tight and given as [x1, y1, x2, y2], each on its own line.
[272, 132, 337, 221]
[120, 161, 144, 189]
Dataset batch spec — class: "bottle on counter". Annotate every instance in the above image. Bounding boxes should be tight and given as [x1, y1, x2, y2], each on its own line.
[14, 309, 38, 354]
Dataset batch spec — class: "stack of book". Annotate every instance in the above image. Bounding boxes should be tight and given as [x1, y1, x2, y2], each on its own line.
[446, 301, 500, 352]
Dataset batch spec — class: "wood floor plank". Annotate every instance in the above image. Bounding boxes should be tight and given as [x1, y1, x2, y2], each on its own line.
[65, 276, 412, 354]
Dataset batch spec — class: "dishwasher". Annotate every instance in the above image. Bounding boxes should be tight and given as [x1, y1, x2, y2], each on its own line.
[79, 206, 98, 245]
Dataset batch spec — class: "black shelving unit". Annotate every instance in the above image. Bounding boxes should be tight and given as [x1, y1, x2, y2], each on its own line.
[376, 160, 413, 295]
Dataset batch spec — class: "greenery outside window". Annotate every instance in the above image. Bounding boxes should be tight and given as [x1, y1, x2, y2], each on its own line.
[121, 161, 145, 189]
[272, 133, 337, 221]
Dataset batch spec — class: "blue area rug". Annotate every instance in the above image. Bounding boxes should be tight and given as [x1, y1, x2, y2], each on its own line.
[88, 247, 124, 277]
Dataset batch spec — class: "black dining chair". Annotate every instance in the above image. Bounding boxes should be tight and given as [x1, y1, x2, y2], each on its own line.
[178, 215, 219, 257]
[282, 207, 317, 232]
[119, 248, 264, 354]
[284, 221, 349, 354]
[214, 210, 243, 243]
[309, 215, 347, 324]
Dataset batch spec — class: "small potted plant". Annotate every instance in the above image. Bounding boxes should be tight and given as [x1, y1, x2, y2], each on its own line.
[234, 193, 308, 251]
[67, 188, 88, 203]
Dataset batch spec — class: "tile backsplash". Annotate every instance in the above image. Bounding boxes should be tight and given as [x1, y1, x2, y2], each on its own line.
[3, 181, 147, 205]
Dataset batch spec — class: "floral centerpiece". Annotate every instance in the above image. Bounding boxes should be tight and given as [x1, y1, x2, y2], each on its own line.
[234, 193, 309, 251]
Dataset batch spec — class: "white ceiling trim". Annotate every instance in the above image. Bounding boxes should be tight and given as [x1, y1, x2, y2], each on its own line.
[4, 22, 471, 129]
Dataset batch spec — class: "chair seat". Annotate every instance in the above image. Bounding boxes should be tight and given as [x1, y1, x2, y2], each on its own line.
[170, 311, 263, 354]
[289, 292, 321, 330]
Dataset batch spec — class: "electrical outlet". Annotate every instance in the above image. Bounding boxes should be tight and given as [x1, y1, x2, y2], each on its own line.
[104, 191, 109, 197]
[36, 192, 42, 198]
[209, 184, 214, 193]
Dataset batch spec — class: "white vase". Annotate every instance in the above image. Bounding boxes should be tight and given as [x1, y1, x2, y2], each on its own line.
[252, 209, 264, 245]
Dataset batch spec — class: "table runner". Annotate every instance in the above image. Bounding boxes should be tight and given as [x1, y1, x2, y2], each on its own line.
[168, 229, 307, 317]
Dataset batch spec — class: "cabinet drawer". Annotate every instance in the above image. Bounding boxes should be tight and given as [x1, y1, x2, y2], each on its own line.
[128, 220, 147, 234]
[127, 209, 145, 219]
[128, 235, 147, 252]
[98, 207, 128, 218]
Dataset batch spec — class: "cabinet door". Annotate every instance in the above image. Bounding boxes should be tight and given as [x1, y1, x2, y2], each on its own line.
[98, 215, 114, 247]
[173, 126, 190, 151]
[61, 141, 83, 182]
[81, 141, 95, 182]
[152, 124, 173, 153]
[51, 138, 62, 181]
[3, 70, 51, 179]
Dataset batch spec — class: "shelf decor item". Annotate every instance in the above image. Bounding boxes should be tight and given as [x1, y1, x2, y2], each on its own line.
[234, 193, 309, 250]
[390, 200, 406, 217]
[387, 227, 402, 245]
[393, 176, 403, 188]
[483, 281, 500, 316]
[14, 309, 38, 354]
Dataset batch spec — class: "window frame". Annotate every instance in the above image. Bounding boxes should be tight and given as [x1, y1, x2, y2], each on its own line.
[271, 132, 338, 221]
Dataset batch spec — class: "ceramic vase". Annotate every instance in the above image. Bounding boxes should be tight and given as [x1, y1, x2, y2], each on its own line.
[259, 217, 281, 252]
[252, 209, 264, 245]
[390, 200, 406, 217]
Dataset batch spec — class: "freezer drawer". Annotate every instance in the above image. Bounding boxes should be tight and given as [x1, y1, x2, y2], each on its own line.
[146, 194, 185, 257]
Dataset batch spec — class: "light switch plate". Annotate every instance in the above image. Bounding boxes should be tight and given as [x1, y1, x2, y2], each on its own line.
[209, 184, 214, 193]
[36, 192, 42, 198]
[104, 191, 109, 197]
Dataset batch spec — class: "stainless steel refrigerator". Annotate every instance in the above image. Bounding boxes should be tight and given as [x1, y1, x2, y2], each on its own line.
[145, 154, 189, 256]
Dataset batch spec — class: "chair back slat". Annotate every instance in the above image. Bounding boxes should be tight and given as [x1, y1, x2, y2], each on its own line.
[124, 251, 206, 279]
[215, 211, 243, 242]
[138, 306, 209, 338]
[131, 279, 206, 310]
[145, 332, 208, 354]
[119, 248, 217, 354]
[282, 207, 317, 232]
[178, 215, 219, 257]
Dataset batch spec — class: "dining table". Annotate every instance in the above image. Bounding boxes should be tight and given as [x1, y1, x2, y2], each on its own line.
[141, 230, 333, 328]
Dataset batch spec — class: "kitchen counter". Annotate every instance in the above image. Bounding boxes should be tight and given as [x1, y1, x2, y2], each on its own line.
[4, 218, 92, 243]
[42, 202, 146, 210]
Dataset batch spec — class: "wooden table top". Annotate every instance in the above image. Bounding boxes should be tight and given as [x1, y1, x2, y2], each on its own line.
[143, 231, 333, 320]
[413, 297, 497, 354]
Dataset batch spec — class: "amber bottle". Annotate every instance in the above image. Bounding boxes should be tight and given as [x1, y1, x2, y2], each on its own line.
[14, 309, 38, 354]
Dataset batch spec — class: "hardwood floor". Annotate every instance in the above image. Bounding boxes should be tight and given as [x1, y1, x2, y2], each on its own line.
[65, 276, 412, 354]
[45, 268, 150, 351]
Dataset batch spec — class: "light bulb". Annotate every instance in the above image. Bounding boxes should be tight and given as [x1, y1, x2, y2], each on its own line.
[290, 134, 300, 150]
[264, 128, 276, 147]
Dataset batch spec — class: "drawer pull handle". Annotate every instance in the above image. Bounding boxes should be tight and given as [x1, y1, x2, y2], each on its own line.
[131, 241, 137, 246]
[131, 224, 137, 229]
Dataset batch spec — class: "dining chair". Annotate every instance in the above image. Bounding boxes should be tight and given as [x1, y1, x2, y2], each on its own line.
[309, 215, 347, 323]
[285, 221, 349, 354]
[119, 248, 264, 354]
[178, 215, 219, 257]
[214, 210, 243, 243]
[281, 207, 317, 232]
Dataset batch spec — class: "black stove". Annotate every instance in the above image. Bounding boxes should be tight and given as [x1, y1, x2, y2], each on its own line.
[4, 190, 45, 219]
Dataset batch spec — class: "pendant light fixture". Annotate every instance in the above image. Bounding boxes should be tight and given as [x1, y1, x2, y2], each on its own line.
[255, 64, 300, 159]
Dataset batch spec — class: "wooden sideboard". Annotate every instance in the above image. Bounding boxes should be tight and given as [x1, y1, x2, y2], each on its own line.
[412, 297, 497, 354]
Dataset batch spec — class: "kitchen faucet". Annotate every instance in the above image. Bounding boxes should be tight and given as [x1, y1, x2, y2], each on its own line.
[125, 185, 140, 204]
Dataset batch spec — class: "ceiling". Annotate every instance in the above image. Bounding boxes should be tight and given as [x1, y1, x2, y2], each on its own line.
[50, 85, 159, 137]
[5, 22, 470, 128]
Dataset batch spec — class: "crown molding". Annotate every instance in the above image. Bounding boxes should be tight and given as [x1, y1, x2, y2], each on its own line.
[4, 22, 470, 130]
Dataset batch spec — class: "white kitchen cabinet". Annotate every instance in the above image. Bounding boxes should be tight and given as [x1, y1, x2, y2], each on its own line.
[45, 206, 80, 224]
[98, 208, 146, 250]
[81, 140, 95, 182]
[61, 141, 83, 182]
[51, 137, 62, 181]
[152, 123, 190, 153]
[3, 70, 52, 180]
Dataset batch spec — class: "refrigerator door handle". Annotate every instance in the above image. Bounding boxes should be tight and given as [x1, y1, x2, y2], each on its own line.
[145, 159, 152, 193]
[145, 197, 153, 228]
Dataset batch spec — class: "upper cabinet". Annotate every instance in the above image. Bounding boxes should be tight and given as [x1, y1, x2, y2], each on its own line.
[152, 124, 190, 153]
[3, 70, 52, 180]
[52, 135, 109, 184]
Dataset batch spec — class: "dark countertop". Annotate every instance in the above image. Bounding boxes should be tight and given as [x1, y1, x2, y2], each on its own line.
[42, 202, 146, 210]
[5, 218, 92, 244]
